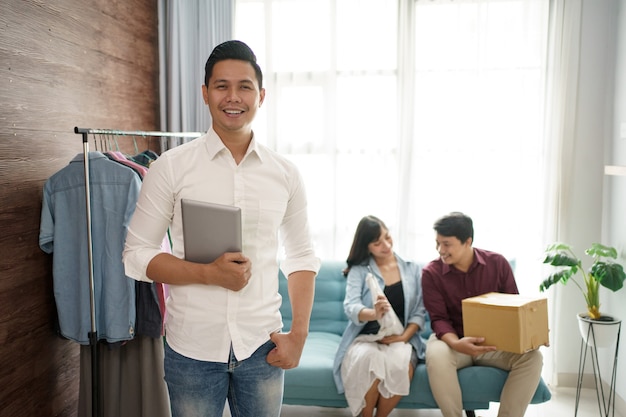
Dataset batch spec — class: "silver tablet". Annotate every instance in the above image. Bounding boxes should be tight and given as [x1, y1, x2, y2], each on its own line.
[181, 199, 242, 263]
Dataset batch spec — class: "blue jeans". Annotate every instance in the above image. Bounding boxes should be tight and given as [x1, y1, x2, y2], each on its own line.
[164, 339, 284, 417]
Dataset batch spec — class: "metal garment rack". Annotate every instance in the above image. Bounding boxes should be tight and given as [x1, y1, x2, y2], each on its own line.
[73, 127, 202, 417]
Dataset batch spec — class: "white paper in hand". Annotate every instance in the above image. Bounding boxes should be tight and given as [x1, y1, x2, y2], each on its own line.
[365, 272, 404, 337]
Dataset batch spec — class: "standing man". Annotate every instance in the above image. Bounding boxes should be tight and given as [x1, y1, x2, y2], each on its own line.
[123, 40, 320, 417]
[421, 212, 542, 417]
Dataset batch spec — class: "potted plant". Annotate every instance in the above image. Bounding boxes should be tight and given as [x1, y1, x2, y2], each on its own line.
[539, 242, 625, 347]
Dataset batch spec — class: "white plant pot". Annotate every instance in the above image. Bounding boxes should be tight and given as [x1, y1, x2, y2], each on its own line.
[576, 313, 621, 348]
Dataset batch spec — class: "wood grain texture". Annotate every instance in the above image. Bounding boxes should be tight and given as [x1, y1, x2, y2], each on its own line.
[0, 1, 159, 416]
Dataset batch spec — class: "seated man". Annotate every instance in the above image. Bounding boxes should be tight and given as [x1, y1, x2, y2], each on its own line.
[421, 212, 543, 417]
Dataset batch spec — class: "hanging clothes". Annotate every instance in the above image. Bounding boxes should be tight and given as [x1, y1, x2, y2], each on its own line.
[78, 337, 171, 417]
[40, 149, 171, 417]
[131, 149, 159, 167]
[106, 151, 149, 177]
[39, 151, 140, 344]
[105, 149, 168, 338]
[66, 127, 200, 417]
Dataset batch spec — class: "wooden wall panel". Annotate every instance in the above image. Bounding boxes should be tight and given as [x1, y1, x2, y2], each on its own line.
[0, 1, 159, 416]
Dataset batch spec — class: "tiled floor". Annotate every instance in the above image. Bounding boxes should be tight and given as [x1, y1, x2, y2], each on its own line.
[223, 386, 624, 416]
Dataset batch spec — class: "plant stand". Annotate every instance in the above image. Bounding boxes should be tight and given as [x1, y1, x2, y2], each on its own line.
[575, 316, 621, 417]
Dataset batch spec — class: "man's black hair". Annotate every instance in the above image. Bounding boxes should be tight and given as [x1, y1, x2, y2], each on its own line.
[204, 40, 263, 88]
[433, 212, 474, 244]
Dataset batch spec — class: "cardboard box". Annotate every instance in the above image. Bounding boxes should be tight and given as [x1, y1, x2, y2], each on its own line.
[462, 292, 549, 354]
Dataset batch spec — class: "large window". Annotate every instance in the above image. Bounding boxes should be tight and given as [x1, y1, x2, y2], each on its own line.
[235, 0, 549, 294]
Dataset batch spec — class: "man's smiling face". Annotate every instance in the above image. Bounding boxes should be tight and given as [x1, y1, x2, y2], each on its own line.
[202, 59, 265, 139]
[436, 233, 472, 267]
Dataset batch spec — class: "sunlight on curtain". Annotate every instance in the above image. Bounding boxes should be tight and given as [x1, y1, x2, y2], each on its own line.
[234, 0, 549, 295]
[408, 0, 549, 297]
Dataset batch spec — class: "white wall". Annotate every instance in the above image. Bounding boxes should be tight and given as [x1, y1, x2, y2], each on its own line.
[553, 0, 625, 408]
[607, 0, 626, 404]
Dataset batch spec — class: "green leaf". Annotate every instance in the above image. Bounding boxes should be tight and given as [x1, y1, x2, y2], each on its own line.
[586, 243, 618, 259]
[543, 252, 579, 268]
[539, 269, 575, 292]
[591, 262, 626, 292]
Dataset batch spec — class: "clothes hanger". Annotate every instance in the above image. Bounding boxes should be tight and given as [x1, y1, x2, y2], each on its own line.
[92, 133, 99, 152]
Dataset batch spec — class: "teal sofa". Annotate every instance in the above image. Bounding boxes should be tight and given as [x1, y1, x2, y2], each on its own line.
[278, 260, 552, 412]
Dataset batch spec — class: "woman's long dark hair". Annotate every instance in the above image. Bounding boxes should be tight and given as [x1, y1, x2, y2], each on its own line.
[343, 215, 387, 276]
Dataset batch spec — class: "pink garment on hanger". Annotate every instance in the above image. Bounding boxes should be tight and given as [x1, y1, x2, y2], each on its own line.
[107, 151, 149, 177]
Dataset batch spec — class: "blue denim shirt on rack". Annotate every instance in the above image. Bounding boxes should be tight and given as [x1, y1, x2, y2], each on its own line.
[39, 152, 140, 345]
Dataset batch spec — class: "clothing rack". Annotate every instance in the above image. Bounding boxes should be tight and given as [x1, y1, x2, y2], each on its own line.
[73, 126, 202, 417]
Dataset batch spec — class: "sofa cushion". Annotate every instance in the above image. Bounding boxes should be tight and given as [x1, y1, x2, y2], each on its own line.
[279, 261, 347, 336]
[283, 332, 347, 407]
[283, 331, 552, 410]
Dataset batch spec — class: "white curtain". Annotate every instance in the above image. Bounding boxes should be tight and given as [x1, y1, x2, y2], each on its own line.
[234, 0, 550, 283]
[542, 0, 583, 251]
[158, 0, 233, 149]
[404, 0, 550, 281]
[541, 0, 583, 386]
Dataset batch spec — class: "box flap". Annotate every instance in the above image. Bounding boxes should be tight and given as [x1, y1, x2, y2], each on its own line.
[462, 292, 547, 308]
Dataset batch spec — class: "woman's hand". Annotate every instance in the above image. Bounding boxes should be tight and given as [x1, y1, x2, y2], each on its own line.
[377, 323, 418, 344]
[358, 294, 392, 323]
[373, 294, 391, 320]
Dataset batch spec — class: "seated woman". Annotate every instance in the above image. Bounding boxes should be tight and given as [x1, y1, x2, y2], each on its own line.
[332, 215, 427, 417]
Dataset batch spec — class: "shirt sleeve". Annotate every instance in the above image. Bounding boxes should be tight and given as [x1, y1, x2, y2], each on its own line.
[405, 263, 427, 331]
[343, 267, 369, 325]
[422, 264, 458, 339]
[123, 156, 175, 282]
[39, 182, 54, 254]
[499, 255, 519, 294]
[277, 164, 320, 277]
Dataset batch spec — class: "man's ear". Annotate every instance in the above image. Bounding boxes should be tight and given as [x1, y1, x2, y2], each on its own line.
[259, 87, 266, 107]
[202, 84, 209, 105]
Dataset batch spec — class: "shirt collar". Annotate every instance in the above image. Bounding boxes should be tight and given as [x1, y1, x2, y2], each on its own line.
[367, 252, 402, 277]
[472, 248, 487, 267]
[204, 127, 263, 163]
[70, 151, 108, 163]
